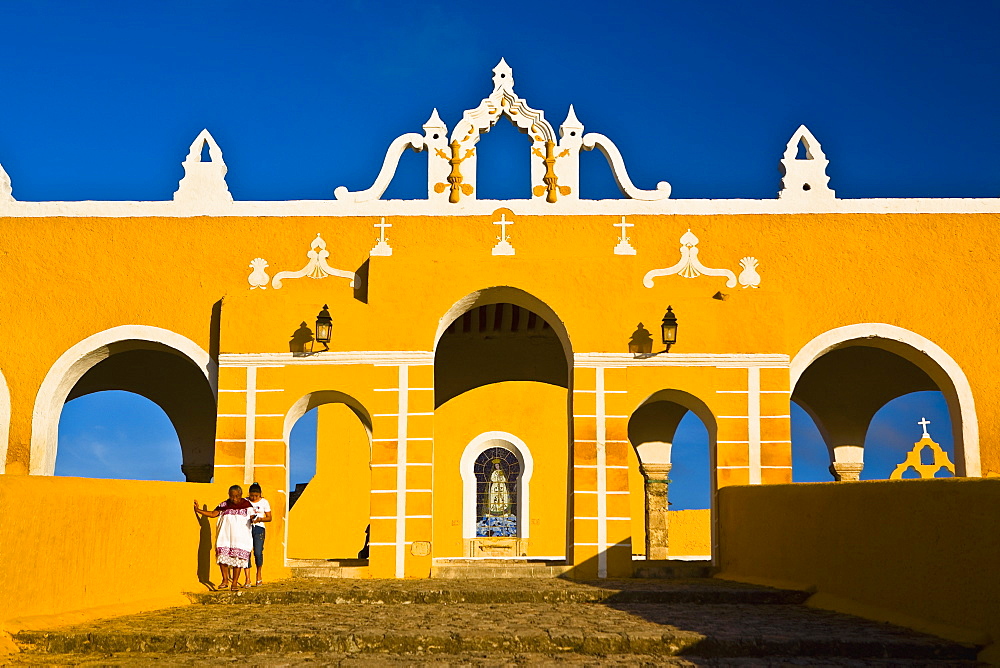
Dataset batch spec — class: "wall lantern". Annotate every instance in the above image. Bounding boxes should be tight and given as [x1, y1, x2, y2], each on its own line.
[314, 304, 333, 352]
[661, 305, 678, 352]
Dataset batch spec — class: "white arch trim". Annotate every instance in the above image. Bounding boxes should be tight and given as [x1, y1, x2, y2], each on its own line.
[790, 323, 980, 477]
[460, 431, 534, 540]
[29, 325, 215, 476]
[0, 370, 11, 474]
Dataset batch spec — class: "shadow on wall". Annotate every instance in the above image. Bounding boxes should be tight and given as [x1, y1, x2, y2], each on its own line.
[196, 507, 214, 587]
[289, 322, 314, 355]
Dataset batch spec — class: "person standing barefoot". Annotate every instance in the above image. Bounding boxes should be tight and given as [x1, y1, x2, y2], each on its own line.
[242, 482, 273, 587]
[194, 485, 254, 591]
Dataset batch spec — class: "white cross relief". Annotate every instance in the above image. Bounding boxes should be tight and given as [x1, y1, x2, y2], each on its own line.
[614, 216, 636, 255]
[370, 217, 393, 256]
[918, 417, 931, 439]
[492, 213, 515, 256]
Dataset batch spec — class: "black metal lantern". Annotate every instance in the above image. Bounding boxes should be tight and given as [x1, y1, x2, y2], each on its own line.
[661, 305, 678, 352]
[314, 304, 333, 351]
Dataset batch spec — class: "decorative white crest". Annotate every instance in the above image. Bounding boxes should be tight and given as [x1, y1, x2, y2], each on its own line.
[370, 218, 393, 256]
[247, 258, 270, 289]
[174, 129, 233, 205]
[335, 60, 671, 204]
[270, 233, 357, 289]
[614, 217, 636, 255]
[738, 257, 761, 288]
[492, 213, 515, 255]
[0, 162, 12, 201]
[779, 125, 835, 200]
[643, 230, 738, 288]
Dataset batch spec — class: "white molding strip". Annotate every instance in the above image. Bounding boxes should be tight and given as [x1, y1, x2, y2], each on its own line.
[220, 351, 434, 367]
[595, 367, 608, 579]
[2, 197, 999, 218]
[748, 367, 761, 485]
[244, 367, 257, 485]
[395, 365, 409, 579]
[574, 353, 790, 368]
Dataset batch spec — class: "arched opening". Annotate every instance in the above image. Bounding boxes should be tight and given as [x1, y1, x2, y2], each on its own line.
[791, 324, 978, 480]
[56, 390, 184, 481]
[284, 391, 372, 560]
[31, 326, 216, 481]
[627, 389, 716, 561]
[434, 287, 572, 560]
[474, 118, 532, 200]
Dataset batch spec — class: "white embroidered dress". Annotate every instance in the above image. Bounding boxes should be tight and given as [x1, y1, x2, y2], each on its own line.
[214, 499, 254, 568]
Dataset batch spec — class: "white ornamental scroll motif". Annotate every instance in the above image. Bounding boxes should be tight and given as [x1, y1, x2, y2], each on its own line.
[643, 230, 759, 290]
[255, 233, 357, 290]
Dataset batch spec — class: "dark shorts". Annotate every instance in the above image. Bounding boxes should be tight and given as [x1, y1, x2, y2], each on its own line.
[250, 525, 265, 567]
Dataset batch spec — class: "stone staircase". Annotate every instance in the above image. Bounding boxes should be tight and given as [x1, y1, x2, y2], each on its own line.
[10, 578, 982, 665]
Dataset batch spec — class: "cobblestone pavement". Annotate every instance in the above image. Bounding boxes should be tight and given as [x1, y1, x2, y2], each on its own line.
[9, 579, 981, 665]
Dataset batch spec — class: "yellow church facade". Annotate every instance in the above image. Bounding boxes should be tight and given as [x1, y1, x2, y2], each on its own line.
[0, 61, 997, 586]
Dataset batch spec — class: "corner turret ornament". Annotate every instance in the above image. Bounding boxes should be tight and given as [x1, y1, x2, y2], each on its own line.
[334, 59, 671, 203]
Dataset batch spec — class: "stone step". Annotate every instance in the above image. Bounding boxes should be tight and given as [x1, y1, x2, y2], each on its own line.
[430, 559, 573, 579]
[633, 559, 713, 579]
[189, 577, 810, 606]
[15, 600, 979, 661]
[287, 558, 370, 578]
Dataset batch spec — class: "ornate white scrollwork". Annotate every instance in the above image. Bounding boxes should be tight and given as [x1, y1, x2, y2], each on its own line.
[582, 133, 671, 201]
[643, 230, 740, 288]
[268, 233, 357, 289]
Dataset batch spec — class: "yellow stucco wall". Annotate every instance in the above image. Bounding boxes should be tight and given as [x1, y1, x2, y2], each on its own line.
[3, 212, 998, 474]
[0, 210, 997, 583]
[0, 475, 230, 645]
[716, 478, 1000, 660]
[667, 509, 711, 557]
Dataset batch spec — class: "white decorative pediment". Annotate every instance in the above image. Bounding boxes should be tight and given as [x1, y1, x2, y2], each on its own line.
[174, 129, 233, 205]
[779, 125, 835, 200]
[249, 234, 357, 290]
[335, 59, 671, 204]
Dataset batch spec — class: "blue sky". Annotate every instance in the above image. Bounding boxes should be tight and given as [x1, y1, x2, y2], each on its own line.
[38, 2, 985, 496]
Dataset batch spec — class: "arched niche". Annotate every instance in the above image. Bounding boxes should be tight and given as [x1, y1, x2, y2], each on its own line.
[30, 325, 216, 480]
[790, 324, 979, 478]
[283, 390, 373, 560]
[459, 431, 534, 541]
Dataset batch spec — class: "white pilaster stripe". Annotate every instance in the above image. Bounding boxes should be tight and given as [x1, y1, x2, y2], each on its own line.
[244, 367, 257, 485]
[395, 364, 409, 579]
[748, 367, 761, 485]
[595, 367, 608, 579]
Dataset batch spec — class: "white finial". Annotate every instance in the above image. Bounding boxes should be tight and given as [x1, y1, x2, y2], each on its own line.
[423, 108, 446, 132]
[778, 125, 835, 200]
[492, 58, 514, 91]
[561, 104, 583, 131]
[174, 129, 232, 205]
[918, 417, 931, 438]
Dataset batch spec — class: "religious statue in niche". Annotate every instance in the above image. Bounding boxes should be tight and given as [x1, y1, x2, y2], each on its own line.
[474, 447, 519, 537]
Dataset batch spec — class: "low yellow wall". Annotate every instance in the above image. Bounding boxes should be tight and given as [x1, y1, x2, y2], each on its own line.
[668, 509, 710, 557]
[716, 479, 1000, 661]
[0, 475, 232, 648]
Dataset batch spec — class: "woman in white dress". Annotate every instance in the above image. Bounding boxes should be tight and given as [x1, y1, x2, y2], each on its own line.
[193, 485, 254, 591]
